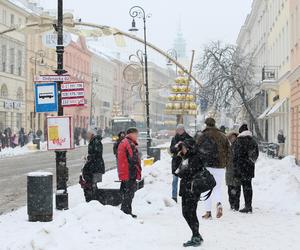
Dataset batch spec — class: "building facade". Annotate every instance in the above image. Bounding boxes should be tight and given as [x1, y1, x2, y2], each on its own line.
[289, 0, 300, 161]
[90, 51, 114, 129]
[237, 0, 291, 155]
[64, 36, 92, 130]
[0, 0, 29, 133]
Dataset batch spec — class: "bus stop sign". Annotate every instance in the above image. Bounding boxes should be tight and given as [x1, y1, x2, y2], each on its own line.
[35, 82, 58, 113]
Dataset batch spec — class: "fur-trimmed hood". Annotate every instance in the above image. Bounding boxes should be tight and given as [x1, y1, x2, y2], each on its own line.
[238, 130, 253, 137]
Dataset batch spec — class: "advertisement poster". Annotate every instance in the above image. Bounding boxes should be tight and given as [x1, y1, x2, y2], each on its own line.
[47, 116, 74, 150]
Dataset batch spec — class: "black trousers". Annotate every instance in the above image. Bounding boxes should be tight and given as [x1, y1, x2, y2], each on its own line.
[228, 185, 241, 210]
[182, 193, 200, 237]
[240, 179, 253, 208]
[120, 180, 137, 214]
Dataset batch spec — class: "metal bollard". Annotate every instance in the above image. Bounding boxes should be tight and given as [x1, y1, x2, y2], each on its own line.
[27, 172, 53, 222]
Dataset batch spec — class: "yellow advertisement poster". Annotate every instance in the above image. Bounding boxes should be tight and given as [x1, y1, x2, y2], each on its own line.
[48, 125, 59, 141]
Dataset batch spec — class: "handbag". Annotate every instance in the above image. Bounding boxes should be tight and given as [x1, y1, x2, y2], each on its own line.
[191, 168, 216, 200]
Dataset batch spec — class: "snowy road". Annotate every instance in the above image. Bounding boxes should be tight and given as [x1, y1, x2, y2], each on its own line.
[0, 142, 116, 215]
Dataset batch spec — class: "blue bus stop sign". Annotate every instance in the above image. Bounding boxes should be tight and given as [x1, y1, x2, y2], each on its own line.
[35, 82, 58, 113]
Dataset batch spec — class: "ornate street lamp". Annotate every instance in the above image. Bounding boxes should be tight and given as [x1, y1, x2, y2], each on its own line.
[129, 6, 152, 156]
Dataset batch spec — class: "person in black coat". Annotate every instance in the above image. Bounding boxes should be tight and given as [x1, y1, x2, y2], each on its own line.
[169, 124, 193, 202]
[175, 140, 204, 247]
[81, 127, 105, 202]
[232, 124, 259, 213]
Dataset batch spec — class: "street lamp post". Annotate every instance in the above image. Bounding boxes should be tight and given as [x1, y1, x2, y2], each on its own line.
[129, 6, 151, 156]
[54, 0, 68, 210]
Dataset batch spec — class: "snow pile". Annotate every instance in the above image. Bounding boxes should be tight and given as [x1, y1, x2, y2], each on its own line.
[0, 142, 48, 159]
[0, 151, 300, 249]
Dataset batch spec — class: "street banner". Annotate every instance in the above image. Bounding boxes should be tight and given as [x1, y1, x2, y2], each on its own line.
[47, 116, 74, 150]
[34, 75, 71, 82]
[61, 82, 85, 107]
[35, 82, 58, 113]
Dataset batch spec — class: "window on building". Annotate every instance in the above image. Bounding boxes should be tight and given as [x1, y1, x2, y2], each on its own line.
[2, 10, 7, 25]
[0, 84, 8, 97]
[16, 113, 22, 130]
[2, 45, 7, 72]
[17, 50, 22, 76]
[10, 14, 14, 26]
[9, 48, 15, 74]
[16, 87, 23, 100]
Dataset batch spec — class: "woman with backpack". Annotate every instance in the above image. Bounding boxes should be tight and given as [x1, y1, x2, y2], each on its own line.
[175, 140, 204, 247]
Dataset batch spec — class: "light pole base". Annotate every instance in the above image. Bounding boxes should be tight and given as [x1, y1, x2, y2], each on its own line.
[56, 192, 68, 210]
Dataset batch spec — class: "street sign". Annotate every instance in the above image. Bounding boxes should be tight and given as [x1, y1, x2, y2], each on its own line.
[35, 82, 58, 113]
[47, 116, 74, 150]
[61, 82, 84, 90]
[61, 82, 85, 107]
[42, 30, 72, 49]
[61, 98, 85, 107]
[34, 75, 71, 82]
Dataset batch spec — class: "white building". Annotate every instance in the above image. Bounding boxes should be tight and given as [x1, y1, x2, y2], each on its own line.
[0, 0, 30, 133]
[237, 0, 291, 153]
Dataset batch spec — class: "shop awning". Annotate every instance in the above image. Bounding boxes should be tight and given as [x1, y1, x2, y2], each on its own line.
[267, 98, 287, 117]
[258, 106, 273, 119]
[257, 98, 287, 119]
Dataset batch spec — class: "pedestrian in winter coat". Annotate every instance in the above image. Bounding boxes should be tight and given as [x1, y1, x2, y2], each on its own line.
[175, 140, 204, 247]
[81, 127, 105, 202]
[232, 124, 259, 213]
[197, 117, 231, 219]
[18, 128, 25, 147]
[277, 129, 286, 159]
[225, 132, 241, 211]
[117, 127, 141, 218]
[169, 124, 193, 202]
[81, 128, 88, 145]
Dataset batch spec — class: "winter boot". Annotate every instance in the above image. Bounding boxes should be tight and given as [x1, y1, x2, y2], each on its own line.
[130, 213, 138, 218]
[202, 211, 212, 220]
[216, 203, 223, 218]
[239, 207, 252, 213]
[183, 235, 203, 247]
[172, 197, 178, 203]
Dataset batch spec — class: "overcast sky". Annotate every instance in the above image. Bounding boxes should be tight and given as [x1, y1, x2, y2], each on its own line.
[38, 0, 252, 62]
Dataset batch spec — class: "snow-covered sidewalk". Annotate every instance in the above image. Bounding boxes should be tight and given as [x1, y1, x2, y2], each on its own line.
[0, 151, 300, 250]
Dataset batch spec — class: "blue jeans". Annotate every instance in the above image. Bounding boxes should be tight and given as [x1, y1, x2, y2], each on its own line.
[172, 175, 179, 198]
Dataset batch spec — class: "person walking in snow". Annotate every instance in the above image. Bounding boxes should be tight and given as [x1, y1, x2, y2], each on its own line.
[277, 129, 286, 159]
[232, 124, 259, 213]
[176, 140, 204, 247]
[117, 127, 141, 218]
[80, 127, 105, 202]
[113, 131, 126, 161]
[170, 124, 193, 203]
[226, 132, 241, 211]
[197, 117, 231, 219]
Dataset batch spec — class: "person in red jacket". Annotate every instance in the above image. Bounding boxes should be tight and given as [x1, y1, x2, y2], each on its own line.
[117, 127, 141, 218]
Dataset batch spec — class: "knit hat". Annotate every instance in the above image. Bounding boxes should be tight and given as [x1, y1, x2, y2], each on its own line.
[87, 126, 97, 135]
[239, 124, 249, 133]
[205, 117, 216, 127]
[126, 127, 139, 135]
[176, 124, 185, 130]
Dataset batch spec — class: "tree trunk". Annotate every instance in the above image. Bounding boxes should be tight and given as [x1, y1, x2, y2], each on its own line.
[241, 95, 264, 141]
